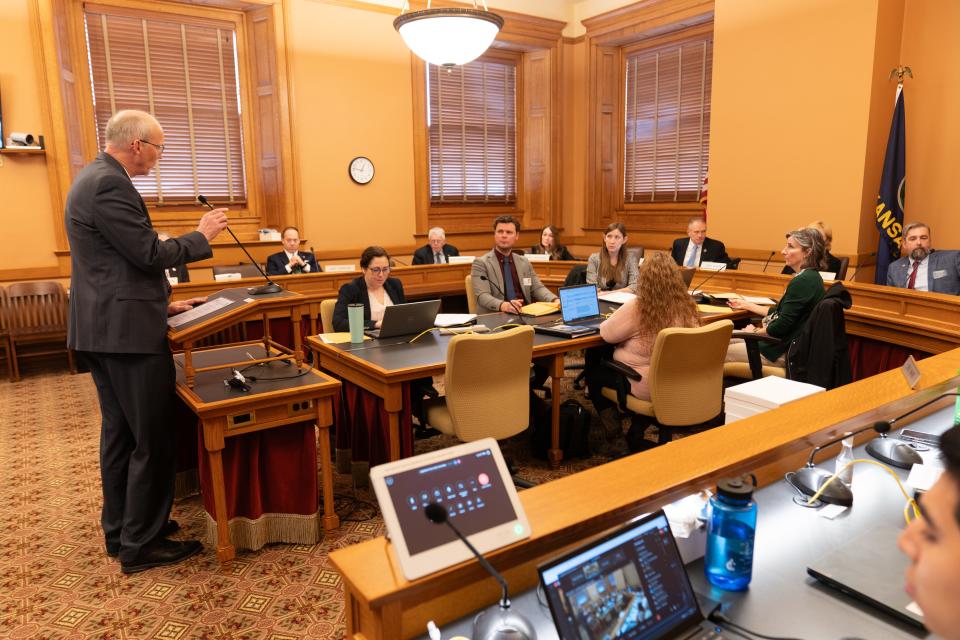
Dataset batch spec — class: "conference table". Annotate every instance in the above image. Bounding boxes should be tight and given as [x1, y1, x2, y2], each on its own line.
[306, 302, 743, 467]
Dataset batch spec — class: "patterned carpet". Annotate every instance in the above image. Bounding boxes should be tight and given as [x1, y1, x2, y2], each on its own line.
[0, 355, 614, 639]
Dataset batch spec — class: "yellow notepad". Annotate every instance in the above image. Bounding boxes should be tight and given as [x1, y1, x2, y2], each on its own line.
[318, 332, 370, 344]
[521, 301, 561, 316]
[697, 304, 731, 314]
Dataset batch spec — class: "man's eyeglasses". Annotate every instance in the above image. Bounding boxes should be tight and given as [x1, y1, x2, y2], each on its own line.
[367, 267, 391, 275]
[138, 139, 165, 154]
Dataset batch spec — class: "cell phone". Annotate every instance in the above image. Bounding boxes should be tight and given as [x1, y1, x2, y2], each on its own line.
[898, 429, 940, 447]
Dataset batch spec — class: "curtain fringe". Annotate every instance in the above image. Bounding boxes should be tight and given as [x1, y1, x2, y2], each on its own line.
[204, 511, 321, 551]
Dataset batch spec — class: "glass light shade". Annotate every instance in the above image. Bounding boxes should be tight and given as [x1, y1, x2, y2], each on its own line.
[394, 8, 504, 68]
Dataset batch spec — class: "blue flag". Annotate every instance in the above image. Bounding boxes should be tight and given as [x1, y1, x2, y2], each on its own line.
[874, 89, 906, 284]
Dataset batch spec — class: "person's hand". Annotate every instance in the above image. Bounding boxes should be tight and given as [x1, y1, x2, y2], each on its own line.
[728, 298, 746, 309]
[740, 323, 758, 333]
[197, 207, 229, 242]
[184, 296, 208, 306]
[289, 254, 305, 268]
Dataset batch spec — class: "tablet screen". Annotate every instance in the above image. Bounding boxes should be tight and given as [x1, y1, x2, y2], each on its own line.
[382, 447, 518, 556]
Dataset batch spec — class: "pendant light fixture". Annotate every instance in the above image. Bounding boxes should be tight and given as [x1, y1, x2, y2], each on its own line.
[394, 1, 504, 69]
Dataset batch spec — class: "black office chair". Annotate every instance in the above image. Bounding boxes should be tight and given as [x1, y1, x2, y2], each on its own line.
[728, 257, 742, 270]
[563, 264, 590, 388]
[836, 256, 850, 280]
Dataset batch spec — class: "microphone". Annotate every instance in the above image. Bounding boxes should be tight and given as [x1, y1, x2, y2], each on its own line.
[478, 275, 527, 324]
[847, 252, 876, 282]
[865, 392, 958, 468]
[689, 267, 725, 304]
[425, 503, 535, 640]
[761, 251, 776, 273]
[197, 195, 281, 295]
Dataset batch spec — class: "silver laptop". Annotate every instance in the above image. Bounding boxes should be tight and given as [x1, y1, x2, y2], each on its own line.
[535, 284, 603, 339]
[364, 299, 441, 339]
[539, 510, 727, 640]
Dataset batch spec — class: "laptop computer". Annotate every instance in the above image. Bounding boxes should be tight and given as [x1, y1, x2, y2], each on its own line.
[364, 299, 441, 339]
[535, 284, 604, 338]
[539, 510, 727, 640]
[807, 526, 925, 631]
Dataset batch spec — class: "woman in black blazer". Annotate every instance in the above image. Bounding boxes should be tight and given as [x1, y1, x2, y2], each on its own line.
[529, 225, 575, 261]
[333, 246, 405, 331]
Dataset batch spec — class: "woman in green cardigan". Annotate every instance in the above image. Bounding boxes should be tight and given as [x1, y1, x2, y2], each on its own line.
[725, 228, 826, 366]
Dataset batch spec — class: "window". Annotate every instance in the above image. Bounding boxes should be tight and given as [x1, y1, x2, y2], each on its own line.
[84, 4, 247, 205]
[623, 36, 712, 203]
[427, 58, 517, 204]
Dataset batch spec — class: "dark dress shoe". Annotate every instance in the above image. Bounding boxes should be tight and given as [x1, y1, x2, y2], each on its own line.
[121, 538, 202, 574]
[106, 519, 181, 557]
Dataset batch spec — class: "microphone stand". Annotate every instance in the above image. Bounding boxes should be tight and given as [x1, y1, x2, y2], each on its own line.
[479, 275, 528, 324]
[197, 195, 281, 295]
[761, 251, 775, 273]
[689, 266, 725, 304]
[424, 503, 535, 640]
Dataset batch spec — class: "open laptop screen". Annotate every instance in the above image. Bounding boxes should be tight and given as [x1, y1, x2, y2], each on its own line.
[559, 284, 601, 323]
[539, 511, 702, 640]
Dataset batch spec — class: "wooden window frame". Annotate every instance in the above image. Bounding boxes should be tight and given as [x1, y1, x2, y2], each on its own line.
[409, 4, 565, 235]
[29, 0, 300, 253]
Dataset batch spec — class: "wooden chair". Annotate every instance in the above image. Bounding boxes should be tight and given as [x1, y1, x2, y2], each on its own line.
[464, 274, 478, 315]
[7, 281, 75, 380]
[0, 286, 14, 381]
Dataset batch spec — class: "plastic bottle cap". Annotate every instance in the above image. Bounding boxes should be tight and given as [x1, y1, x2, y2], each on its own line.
[717, 476, 755, 500]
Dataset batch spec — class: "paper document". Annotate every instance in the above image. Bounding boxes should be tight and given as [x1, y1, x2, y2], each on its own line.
[168, 296, 234, 328]
[318, 332, 369, 344]
[434, 313, 477, 327]
[697, 304, 730, 314]
[742, 295, 776, 305]
[598, 290, 636, 305]
[707, 292, 742, 300]
[699, 261, 727, 271]
[520, 301, 560, 316]
[907, 464, 944, 492]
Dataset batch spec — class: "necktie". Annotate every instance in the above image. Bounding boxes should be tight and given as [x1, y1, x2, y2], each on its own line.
[502, 256, 518, 301]
[434, 252, 443, 264]
[685, 244, 699, 267]
[906, 260, 920, 289]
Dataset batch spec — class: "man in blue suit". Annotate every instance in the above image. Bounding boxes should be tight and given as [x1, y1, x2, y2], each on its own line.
[886, 223, 960, 295]
[265, 226, 320, 275]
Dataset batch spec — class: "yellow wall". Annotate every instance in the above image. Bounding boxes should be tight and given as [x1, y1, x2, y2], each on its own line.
[0, 0, 59, 272]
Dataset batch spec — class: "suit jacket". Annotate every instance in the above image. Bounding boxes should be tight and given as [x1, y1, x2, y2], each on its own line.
[411, 243, 460, 265]
[266, 251, 321, 276]
[671, 236, 730, 267]
[332, 276, 406, 331]
[66, 152, 211, 354]
[471, 249, 556, 312]
[886, 250, 960, 295]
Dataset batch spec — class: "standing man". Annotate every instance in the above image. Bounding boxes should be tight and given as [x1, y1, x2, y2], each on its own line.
[886, 223, 960, 294]
[157, 232, 189, 283]
[670, 216, 731, 268]
[265, 226, 321, 275]
[472, 215, 557, 313]
[66, 110, 229, 573]
[412, 227, 460, 264]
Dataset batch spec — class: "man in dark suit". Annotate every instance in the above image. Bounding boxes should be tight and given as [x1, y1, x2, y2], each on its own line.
[886, 223, 960, 295]
[671, 216, 731, 268]
[158, 232, 190, 283]
[66, 110, 229, 573]
[411, 227, 460, 264]
[265, 226, 320, 275]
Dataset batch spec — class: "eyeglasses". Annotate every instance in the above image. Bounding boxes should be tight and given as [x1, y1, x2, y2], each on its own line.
[367, 267, 391, 275]
[138, 139, 166, 154]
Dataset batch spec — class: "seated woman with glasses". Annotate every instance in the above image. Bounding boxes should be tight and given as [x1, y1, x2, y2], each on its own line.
[333, 246, 405, 331]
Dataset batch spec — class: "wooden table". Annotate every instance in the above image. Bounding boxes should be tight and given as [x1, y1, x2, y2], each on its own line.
[306, 304, 741, 467]
[174, 342, 341, 562]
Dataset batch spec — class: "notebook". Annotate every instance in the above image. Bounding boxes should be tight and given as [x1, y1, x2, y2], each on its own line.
[364, 299, 441, 339]
[539, 510, 727, 640]
[534, 284, 604, 338]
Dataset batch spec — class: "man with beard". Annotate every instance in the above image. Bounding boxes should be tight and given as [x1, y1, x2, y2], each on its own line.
[886, 223, 960, 294]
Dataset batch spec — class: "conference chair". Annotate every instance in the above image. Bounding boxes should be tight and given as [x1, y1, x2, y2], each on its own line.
[562, 264, 589, 388]
[422, 326, 535, 486]
[600, 320, 733, 448]
[320, 299, 337, 333]
[212, 263, 263, 279]
[632, 247, 645, 262]
[0, 286, 13, 381]
[7, 281, 75, 380]
[836, 256, 850, 280]
[464, 274, 478, 315]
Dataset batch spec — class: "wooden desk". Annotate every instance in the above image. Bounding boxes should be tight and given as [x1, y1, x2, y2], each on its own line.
[330, 346, 960, 640]
[306, 304, 741, 467]
[174, 342, 341, 562]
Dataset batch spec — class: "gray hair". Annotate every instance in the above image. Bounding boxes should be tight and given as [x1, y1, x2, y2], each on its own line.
[105, 110, 161, 146]
[687, 216, 706, 227]
[903, 222, 930, 237]
[427, 227, 446, 240]
[786, 228, 826, 271]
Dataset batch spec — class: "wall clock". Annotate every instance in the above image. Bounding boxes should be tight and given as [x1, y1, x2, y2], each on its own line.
[349, 156, 375, 184]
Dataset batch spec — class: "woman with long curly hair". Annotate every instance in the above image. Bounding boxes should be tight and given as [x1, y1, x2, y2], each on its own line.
[585, 252, 700, 451]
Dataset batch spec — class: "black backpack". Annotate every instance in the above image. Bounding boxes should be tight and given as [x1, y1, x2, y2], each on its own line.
[531, 398, 592, 460]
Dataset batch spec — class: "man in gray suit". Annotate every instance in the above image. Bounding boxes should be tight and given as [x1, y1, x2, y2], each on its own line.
[66, 110, 229, 573]
[886, 223, 960, 295]
[471, 215, 558, 313]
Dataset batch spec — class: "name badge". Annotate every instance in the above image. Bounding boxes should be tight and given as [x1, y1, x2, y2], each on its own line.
[522, 277, 532, 287]
[933, 269, 947, 279]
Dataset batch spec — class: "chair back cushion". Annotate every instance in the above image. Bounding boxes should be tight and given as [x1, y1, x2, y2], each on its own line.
[464, 274, 478, 315]
[648, 320, 733, 425]
[444, 325, 534, 441]
[320, 299, 337, 333]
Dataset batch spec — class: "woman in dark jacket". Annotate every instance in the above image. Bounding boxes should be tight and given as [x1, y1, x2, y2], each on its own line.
[530, 225, 575, 261]
[333, 246, 405, 331]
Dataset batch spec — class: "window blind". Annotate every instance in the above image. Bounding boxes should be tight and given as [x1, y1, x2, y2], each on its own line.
[624, 37, 712, 203]
[84, 5, 247, 205]
[427, 59, 517, 204]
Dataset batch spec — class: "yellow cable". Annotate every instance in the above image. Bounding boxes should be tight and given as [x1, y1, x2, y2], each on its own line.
[805, 458, 921, 525]
[407, 327, 439, 343]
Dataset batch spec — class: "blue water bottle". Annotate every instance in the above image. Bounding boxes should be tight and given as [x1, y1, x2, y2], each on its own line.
[705, 474, 757, 591]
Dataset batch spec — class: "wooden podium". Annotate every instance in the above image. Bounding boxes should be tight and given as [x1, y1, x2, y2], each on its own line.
[168, 288, 341, 562]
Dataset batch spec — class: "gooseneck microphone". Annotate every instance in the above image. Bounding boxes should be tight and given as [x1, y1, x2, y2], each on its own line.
[197, 195, 281, 295]
[478, 275, 527, 324]
[847, 252, 876, 282]
[761, 251, 776, 273]
[424, 503, 535, 640]
[689, 267, 725, 304]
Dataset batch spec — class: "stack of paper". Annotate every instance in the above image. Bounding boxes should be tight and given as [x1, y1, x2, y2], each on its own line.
[724, 376, 825, 424]
[434, 313, 477, 327]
